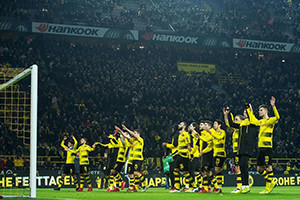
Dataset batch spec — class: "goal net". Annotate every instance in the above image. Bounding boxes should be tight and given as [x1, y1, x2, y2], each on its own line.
[0, 65, 38, 198]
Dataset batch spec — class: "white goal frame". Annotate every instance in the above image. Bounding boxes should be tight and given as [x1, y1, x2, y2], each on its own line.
[0, 64, 38, 198]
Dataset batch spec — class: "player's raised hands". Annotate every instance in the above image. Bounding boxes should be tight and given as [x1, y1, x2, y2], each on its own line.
[63, 136, 67, 141]
[115, 126, 121, 132]
[122, 124, 128, 130]
[249, 103, 253, 112]
[222, 107, 230, 115]
[270, 96, 276, 107]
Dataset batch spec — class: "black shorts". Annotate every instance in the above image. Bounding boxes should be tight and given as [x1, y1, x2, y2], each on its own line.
[174, 155, 190, 172]
[128, 160, 143, 174]
[190, 157, 201, 173]
[201, 151, 213, 172]
[79, 165, 89, 174]
[107, 156, 117, 171]
[233, 153, 240, 166]
[257, 148, 272, 166]
[113, 161, 125, 173]
[172, 155, 179, 164]
[63, 164, 75, 175]
[214, 156, 226, 168]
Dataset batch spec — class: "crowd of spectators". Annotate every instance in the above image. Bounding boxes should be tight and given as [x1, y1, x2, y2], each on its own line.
[216, 0, 300, 43]
[0, 0, 133, 29]
[0, 0, 300, 43]
[0, 33, 300, 171]
[136, 0, 300, 42]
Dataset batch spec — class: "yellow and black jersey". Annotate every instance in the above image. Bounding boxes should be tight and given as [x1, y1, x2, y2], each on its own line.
[70, 144, 94, 165]
[199, 129, 213, 154]
[232, 129, 239, 153]
[190, 131, 201, 158]
[177, 131, 191, 158]
[166, 136, 179, 157]
[248, 106, 280, 148]
[116, 137, 129, 163]
[97, 135, 128, 163]
[225, 113, 239, 153]
[61, 137, 78, 164]
[128, 136, 144, 162]
[228, 108, 259, 156]
[211, 129, 226, 158]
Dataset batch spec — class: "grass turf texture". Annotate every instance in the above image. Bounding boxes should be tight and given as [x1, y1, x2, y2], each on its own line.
[2, 187, 300, 200]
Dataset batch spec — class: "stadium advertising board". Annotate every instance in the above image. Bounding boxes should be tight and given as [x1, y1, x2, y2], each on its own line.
[177, 62, 216, 73]
[141, 32, 231, 48]
[32, 22, 139, 40]
[1, 170, 299, 188]
[0, 18, 31, 32]
[233, 38, 299, 53]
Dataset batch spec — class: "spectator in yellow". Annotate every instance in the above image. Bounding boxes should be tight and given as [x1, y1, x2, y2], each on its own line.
[14, 156, 24, 169]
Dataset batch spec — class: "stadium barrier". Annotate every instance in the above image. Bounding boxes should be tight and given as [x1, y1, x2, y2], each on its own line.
[0, 169, 299, 188]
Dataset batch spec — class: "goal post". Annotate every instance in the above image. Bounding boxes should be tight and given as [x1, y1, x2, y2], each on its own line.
[30, 64, 38, 198]
[0, 64, 38, 198]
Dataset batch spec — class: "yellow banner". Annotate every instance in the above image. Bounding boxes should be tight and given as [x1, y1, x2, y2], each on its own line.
[177, 62, 216, 73]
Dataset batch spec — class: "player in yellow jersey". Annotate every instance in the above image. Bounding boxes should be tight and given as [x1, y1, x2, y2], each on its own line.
[210, 120, 226, 193]
[95, 130, 127, 192]
[248, 96, 280, 194]
[223, 110, 244, 193]
[54, 135, 79, 191]
[169, 122, 193, 193]
[198, 121, 214, 193]
[119, 125, 149, 192]
[187, 122, 202, 192]
[69, 138, 95, 192]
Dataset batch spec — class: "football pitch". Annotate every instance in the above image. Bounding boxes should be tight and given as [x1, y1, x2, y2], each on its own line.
[4, 187, 300, 200]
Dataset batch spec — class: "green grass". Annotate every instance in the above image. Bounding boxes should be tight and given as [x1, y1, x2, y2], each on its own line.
[2, 187, 300, 200]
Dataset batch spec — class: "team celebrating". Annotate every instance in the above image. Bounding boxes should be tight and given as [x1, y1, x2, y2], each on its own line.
[55, 96, 279, 194]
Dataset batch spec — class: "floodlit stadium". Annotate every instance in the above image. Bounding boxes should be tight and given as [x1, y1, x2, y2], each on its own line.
[0, 0, 300, 199]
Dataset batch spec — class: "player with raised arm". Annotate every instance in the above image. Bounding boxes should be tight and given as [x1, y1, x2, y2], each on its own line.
[121, 125, 149, 192]
[247, 96, 280, 194]
[225, 105, 258, 194]
[95, 130, 127, 192]
[54, 135, 79, 191]
[69, 138, 95, 192]
[223, 108, 244, 193]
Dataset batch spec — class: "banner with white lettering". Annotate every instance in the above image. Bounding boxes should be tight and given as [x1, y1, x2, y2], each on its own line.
[177, 62, 216, 73]
[141, 31, 231, 48]
[1, 170, 299, 188]
[32, 22, 138, 40]
[233, 38, 295, 53]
